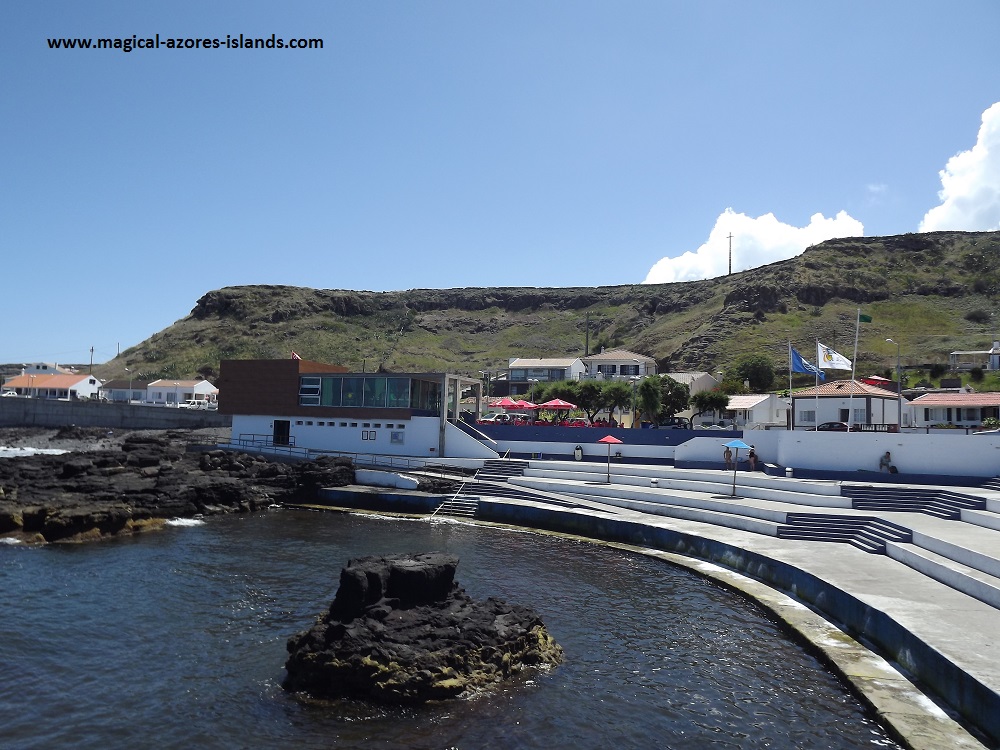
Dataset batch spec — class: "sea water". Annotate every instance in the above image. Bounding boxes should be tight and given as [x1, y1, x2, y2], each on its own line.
[0, 510, 900, 749]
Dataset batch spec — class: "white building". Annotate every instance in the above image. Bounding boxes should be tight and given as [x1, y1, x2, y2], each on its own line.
[580, 348, 657, 380]
[724, 393, 789, 430]
[909, 391, 1000, 428]
[146, 379, 219, 406]
[1, 372, 102, 400]
[506, 357, 586, 396]
[791, 380, 904, 430]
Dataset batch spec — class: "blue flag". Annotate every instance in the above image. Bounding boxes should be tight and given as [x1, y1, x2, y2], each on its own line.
[791, 347, 825, 380]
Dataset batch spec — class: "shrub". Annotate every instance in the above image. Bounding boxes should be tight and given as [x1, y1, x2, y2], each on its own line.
[970, 367, 985, 382]
[965, 309, 990, 324]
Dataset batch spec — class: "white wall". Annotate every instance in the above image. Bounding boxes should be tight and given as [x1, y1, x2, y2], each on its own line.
[676, 432, 1000, 478]
[229, 414, 497, 459]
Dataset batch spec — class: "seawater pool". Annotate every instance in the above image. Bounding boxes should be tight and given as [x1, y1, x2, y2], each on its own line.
[0, 509, 901, 749]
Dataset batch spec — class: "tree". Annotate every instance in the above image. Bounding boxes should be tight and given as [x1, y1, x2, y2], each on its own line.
[636, 377, 663, 424]
[658, 375, 690, 419]
[603, 381, 633, 426]
[577, 380, 609, 423]
[691, 389, 730, 423]
[729, 354, 776, 392]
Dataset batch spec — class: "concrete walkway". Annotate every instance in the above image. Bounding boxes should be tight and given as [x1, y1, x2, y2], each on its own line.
[463, 460, 1000, 749]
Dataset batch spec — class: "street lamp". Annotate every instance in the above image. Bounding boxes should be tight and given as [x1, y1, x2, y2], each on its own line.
[125, 368, 132, 403]
[173, 381, 179, 407]
[527, 377, 539, 403]
[886, 339, 902, 429]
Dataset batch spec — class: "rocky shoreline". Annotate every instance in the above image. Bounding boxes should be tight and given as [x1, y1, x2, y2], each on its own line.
[0, 427, 455, 544]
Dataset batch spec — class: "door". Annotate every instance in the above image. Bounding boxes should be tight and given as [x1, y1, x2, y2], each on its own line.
[273, 420, 291, 446]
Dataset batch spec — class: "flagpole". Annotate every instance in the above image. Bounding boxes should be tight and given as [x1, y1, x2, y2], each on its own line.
[815, 338, 820, 430]
[848, 308, 861, 430]
[788, 341, 793, 430]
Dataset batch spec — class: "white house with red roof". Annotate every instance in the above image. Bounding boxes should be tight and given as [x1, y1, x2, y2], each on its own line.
[790, 379, 905, 430]
[909, 391, 1000, 428]
[1, 372, 102, 400]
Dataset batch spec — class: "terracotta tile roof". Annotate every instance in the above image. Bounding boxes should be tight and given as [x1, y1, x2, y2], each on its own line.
[726, 394, 772, 409]
[909, 392, 1000, 407]
[2, 373, 98, 388]
[792, 380, 900, 399]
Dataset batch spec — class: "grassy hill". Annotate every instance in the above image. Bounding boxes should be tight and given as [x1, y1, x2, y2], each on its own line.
[94, 230, 1000, 385]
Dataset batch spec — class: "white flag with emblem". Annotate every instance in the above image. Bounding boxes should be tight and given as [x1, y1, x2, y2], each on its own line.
[817, 342, 852, 370]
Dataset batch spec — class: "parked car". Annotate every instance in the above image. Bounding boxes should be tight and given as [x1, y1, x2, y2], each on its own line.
[565, 417, 590, 427]
[658, 416, 691, 429]
[0, 390, 18, 397]
[814, 421, 850, 431]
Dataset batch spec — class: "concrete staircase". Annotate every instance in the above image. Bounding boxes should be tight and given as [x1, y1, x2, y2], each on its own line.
[432, 459, 533, 519]
[841, 485, 987, 519]
[501, 460, 1000, 609]
[777, 513, 913, 554]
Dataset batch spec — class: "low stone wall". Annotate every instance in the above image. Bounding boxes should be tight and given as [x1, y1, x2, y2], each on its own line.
[0, 399, 231, 430]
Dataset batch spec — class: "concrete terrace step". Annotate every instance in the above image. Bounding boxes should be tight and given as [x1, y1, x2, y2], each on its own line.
[564, 492, 782, 537]
[777, 514, 912, 555]
[523, 466, 851, 510]
[841, 485, 987, 520]
[886, 541, 1000, 610]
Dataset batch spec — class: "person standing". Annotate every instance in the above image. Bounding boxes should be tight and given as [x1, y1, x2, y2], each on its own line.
[748, 446, 758, 471]
[723, 446, 733, 470]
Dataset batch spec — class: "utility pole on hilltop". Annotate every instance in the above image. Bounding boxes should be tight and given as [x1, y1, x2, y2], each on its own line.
[728, 233, 733, 276]
[89, 347, 94, 374]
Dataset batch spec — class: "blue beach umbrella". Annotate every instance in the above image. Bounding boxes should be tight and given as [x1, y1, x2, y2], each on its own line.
[723, 439, 752, 496]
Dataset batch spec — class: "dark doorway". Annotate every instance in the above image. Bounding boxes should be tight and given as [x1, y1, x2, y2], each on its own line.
[272, 420, 291, 446]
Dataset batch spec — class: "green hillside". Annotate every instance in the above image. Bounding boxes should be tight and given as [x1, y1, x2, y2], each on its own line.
[95, 230, 1000, 384]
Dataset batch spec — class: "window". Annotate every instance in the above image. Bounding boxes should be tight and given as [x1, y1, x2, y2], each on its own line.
[363, 377, 387, 408]
[321, 377, 342, 406]
[305, 421, 313, 426]
[299, 376, 321, 406]
[390, 431, 405, 444]
[798, 410, 816, 423]
[317, 421, 325, 426]
[387, 378, 410, 408]
[295, 420, 303, 425]
[341, 377, 363, 407]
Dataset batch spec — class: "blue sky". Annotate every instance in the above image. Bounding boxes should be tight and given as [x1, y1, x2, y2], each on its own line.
[3, 1, 999, 365]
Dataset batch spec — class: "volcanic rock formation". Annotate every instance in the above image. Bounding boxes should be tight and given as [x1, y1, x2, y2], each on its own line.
[283, 553, 563, 703]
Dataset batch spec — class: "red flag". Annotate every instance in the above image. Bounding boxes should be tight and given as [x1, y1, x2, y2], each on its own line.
[290, 351, 301, 360]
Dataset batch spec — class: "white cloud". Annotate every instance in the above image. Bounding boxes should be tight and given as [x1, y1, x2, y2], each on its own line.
[642, 208, 864, 284]
[919, 101, 1000, 232]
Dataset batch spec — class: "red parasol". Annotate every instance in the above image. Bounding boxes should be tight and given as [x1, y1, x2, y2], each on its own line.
[538, 398, 577, 410]
[597, 435, 624, 482]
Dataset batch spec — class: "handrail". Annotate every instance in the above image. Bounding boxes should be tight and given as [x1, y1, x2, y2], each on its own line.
[430, 462, 484, 517]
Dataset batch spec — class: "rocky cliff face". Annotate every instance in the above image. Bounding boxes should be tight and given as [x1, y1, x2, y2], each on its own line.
[102, 230, 1000, 379]
[283, 553, 563, 704]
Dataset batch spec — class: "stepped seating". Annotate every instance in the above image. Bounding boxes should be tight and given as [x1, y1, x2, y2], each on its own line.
[980, 477, 1000, 492]
[841, 485, 987, 519]
[778, 513, 912, 554]
[499, 459, 1000, 608]
[434, 459, 579, 518]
